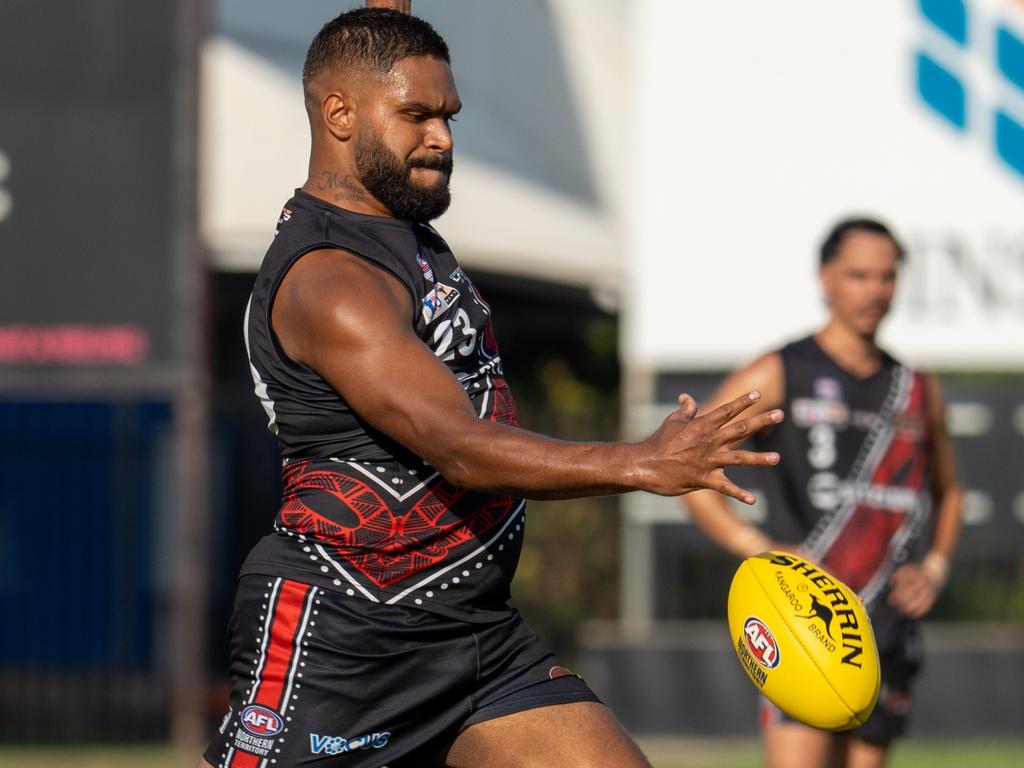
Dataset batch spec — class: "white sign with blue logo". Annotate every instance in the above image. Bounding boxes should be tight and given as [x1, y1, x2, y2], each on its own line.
[628, 0, 1024, 370]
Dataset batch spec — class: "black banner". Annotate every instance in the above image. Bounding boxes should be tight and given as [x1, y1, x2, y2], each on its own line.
[0, 1, 181, 371]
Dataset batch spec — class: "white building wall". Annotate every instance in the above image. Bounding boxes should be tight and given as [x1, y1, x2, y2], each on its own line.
[627, 0, 1024, 372]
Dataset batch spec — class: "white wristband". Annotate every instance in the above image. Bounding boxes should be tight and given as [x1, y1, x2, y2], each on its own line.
[921, 552, 950, 589]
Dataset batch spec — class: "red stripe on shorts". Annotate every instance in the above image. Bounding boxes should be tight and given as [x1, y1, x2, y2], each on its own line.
[228, 749, 260, 768]
[229, 579, 312, 768]
[254, 579, 311, 711]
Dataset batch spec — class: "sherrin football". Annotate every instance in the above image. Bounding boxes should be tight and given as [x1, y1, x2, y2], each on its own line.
[727, 551, 881, 731]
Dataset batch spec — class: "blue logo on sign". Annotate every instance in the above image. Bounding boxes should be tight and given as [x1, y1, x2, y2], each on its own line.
[915, 0, 1024, 180]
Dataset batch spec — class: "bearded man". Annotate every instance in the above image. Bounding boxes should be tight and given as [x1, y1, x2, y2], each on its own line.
[202, 9, 783, 767]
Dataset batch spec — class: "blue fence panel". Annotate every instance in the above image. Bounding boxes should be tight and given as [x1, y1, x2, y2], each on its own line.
[0, 399, 172, 740]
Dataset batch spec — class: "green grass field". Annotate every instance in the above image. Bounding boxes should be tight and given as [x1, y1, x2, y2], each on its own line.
[1, 739, 1022, 768]
[640, 737, 1024, 767]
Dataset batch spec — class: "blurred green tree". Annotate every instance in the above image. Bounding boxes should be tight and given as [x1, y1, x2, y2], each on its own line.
[497, 310, 622, 662]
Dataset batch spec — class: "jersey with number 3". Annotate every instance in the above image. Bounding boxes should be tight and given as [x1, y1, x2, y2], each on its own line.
[754, 336, 934, 614]
[240, 190, 524, 622]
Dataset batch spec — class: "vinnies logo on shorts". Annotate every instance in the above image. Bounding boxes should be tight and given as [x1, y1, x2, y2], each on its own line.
[915, 0, 1024, 180]
[310, 731, 391, 755]
[240, 705, 284, 736]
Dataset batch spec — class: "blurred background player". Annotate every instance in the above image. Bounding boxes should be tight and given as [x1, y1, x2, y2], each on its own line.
[201, 7, 784, 767]
[682, 216, 963, 768]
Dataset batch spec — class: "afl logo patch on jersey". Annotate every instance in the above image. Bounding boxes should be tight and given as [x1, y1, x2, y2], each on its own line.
[422, 283, 459, 324]
[241, 704, 284, 736]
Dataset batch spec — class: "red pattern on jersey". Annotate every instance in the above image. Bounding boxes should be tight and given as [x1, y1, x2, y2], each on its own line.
[480, 315, 500, 358]
[824, 373, 930, 590]
[488, 376, 520, 427]
[278, 462, 517, 589]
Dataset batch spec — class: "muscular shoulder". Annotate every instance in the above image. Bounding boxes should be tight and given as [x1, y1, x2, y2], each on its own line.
[274, 248, 415, 366]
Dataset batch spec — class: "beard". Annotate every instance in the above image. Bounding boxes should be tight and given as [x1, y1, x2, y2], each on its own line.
[355, 127, 453, 222]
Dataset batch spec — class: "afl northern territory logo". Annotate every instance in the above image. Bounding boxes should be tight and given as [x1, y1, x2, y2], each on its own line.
[743, 616, 781, 669]
[241, 705, 284, 736]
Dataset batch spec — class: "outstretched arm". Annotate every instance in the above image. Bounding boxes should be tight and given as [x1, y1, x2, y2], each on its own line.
[681, 353, 789, 557]
[273, 249, 782, 501]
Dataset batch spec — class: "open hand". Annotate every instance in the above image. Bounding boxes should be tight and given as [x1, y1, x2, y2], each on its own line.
[642, 390, 782, 503]
[888, 563, 940, 618]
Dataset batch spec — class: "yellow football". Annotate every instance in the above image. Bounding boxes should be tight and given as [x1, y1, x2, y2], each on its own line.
[727, 551, 881, 731]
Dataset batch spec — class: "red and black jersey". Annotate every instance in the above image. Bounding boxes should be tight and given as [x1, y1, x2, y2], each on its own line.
[240, 190, 525, 622]
[754, 336, 934, 615]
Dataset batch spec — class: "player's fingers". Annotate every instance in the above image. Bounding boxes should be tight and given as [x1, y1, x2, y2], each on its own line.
[704, 390, 762, 427]
[890, 591, 911, 614]
[889, 573, 934, 616]
[675, 393, 698, 421]
[716, 449, 780, 468]
[720, 409, 784, 445]
[888, 568, 909, 589]
[888, 580, 911, 604]
[889, 565, 921, 591]
[901, 589, 932, 618]
[707, 474, 757, 506]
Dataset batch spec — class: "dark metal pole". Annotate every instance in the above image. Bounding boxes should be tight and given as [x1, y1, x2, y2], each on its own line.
[170, 0, 210, 754]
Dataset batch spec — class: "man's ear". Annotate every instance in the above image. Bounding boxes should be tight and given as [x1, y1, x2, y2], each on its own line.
[321, 92, 356, 141]
[818, 265, 834, 307]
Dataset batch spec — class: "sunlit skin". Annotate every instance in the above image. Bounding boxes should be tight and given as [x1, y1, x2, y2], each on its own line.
[302, 55, 461, 217]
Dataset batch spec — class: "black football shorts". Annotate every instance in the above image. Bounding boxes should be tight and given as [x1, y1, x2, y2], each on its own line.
[203, 575, 600, 767]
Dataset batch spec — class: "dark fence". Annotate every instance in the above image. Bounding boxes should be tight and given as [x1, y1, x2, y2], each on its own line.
[580, 620, 1024, 738]
[0, 400, 172, 740]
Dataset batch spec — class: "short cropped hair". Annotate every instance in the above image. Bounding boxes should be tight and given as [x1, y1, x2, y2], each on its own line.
[302, 8, 450, 105]
[819, 217, 907, 266]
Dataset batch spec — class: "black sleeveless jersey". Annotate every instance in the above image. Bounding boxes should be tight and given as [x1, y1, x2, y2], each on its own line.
[754, 336, 934, 619]
[240, 190, 526, 622]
